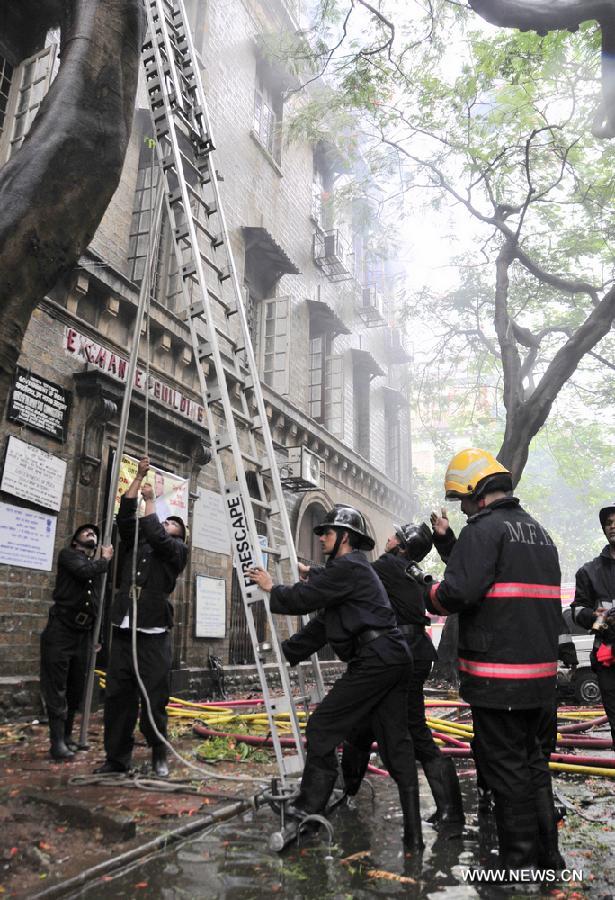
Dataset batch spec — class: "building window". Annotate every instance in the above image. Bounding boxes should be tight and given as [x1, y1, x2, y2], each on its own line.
[308, 333, 332, 422]
[311, 161, 333, 230]
[353, 363, 371, 459]
[0, 56, 14, 138]
[252, 59, 283, 163]
[260, 297, 290, 395]
[385, 405, 402, 482]
[324, 354, 344, 438]
[0, 42, 57, 164]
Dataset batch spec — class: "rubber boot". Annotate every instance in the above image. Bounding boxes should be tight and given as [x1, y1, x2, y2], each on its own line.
[152, 744, 169, 778]
[48, 715, 75, 762]
[399, 786, 424, 852]
[64, 710, 79, 753]
[494, 794, 539, 874]
[287, 762, 338, 819]
[422, 756, 465, 837]
[341, 741, 371, 797]
[94, 759, 129, 774]
[535, 785, 565, 870]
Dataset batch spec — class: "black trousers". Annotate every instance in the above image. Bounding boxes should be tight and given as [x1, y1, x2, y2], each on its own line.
[596, 665, 615, 745]
[40, 616, 90, 719]
[408, 659, 443, 764]
[103, 628, 172, 767]
[306, 658, 417, 789]
[347, 659, 442, 764]
[471, 705, 553, 800]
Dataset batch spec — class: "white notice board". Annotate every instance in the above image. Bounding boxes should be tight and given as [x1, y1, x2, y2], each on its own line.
[0, 501, 57, 571]
[195, 575, 226, 638]
[1, 436, 67, 511]
[192, 490, 231, 554]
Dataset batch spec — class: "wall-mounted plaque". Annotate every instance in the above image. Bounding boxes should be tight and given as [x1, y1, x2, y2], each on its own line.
[0, 501, 57, 571]
[8, 367, 71, 441]
[1, 436, 67, 512]
[195, 574, 226, 638]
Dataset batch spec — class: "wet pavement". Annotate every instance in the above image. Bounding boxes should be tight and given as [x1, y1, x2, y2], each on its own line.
[73, 768, 615, 900]
[2, 703, 614, 899]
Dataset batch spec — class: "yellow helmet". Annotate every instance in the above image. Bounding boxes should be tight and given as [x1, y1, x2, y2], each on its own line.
[444, 448, 511, 500]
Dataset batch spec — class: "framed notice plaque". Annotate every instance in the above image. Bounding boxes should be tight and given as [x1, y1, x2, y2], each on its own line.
[8, 367, 71, 441]
[194, 574, 226, 639]
[1, 436, 67, 512]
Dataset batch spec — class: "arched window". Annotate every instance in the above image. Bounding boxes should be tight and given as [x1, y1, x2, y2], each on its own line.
[297, 501, 328, 566]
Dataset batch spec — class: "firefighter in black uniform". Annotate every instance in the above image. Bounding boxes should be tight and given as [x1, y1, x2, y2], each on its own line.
[571, 502, 615, 747]
[40, 524, 114, 760]
[426, 448, 564, 874]
[247, 506, 423, 851]
[95, 457, 188, 777]
[326, 522, 464, 835]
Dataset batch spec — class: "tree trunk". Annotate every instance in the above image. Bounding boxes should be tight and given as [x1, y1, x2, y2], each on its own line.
[0, 0, 142, 414]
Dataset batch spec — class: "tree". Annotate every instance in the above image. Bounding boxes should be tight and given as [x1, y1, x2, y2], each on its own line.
[289, 1, 615, 483]
[469, 0, 615, 137]
[0, 0, 142, 415]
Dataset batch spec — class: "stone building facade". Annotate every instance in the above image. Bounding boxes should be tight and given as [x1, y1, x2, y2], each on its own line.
[0, 0, 413, 716]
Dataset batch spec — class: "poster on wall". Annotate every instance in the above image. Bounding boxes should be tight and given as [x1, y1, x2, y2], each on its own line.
[1, 436, 67, 512]
[0, 501, 57, 571]
[194, 574, 226, 638]
[191, 489, 231, 554]
[8, 367, 71, 442]
[114, 454, 189, 522]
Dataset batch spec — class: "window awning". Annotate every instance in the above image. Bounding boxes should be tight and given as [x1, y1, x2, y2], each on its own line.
[307, 299, 351, 337]
[242, 226, 300, 277]
[351, 348, 385, 380]
[314, 139, 349, 176]
[382, 385, 407, 409]
[254, 35, 301, 91]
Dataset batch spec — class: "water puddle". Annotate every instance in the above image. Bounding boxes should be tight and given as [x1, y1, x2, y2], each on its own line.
[73, 772, 614, 899]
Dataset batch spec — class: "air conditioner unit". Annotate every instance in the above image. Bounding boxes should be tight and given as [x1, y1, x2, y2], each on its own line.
[285, 446, 322, 489]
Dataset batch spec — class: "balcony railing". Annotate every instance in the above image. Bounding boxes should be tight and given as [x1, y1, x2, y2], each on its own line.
[313, 228, 353, 282]
[357, 283, 386, 326]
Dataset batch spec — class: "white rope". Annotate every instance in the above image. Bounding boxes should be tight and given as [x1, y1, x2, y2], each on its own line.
[123, 145, 268, 785]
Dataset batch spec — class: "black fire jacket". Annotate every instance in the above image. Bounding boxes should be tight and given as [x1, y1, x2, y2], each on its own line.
[572, 546, 615, 664]
[112, 495, 188, 629]
[50, 548, 110, 631]
[271, 550, 410, 665]
[371, 552, 437, 662]
[426, 497, 561, 709]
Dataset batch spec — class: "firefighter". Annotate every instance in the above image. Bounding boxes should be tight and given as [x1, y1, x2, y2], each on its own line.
[332, 522, 464, 836]
[571, 502, 615, 747]
[430, 507, 577, 822]
[247, 505, 424, 851]
[95, 457, 188, 777]
[40, 524, 114, 761]
[426, 448, 564, 874]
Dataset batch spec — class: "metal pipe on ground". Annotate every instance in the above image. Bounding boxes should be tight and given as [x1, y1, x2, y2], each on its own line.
[31, 799, 251, 900]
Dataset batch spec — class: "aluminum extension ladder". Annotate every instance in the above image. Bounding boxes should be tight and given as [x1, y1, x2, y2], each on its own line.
[141, 0, 325, 785]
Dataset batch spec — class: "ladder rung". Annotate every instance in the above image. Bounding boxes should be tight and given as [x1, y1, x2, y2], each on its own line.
[250, 497, 272, 512]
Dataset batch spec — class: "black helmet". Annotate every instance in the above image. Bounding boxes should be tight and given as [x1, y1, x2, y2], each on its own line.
[71, 523, 100, 545]
[394, 522, 432, 562]
[599, 503, 615, 527]
[166, 515, 187, 542]
[313, 505, 375, 550]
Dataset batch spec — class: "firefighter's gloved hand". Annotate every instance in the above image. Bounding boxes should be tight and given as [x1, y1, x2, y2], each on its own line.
[558, 641, 578, 669]
[601, 610, 615, 645]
